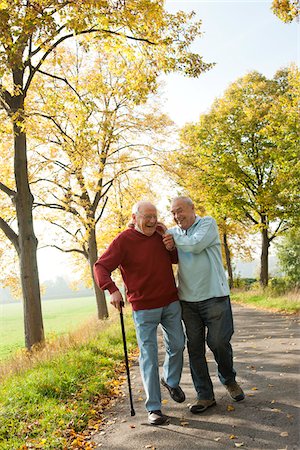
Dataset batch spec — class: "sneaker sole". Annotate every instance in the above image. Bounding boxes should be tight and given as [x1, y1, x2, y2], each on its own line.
[190, 400, 216, 414]
[148, 417, 169, 425]
[230, 394, 245, 402]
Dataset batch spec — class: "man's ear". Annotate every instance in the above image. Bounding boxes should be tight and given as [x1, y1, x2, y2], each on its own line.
[132, 213, 137, 224]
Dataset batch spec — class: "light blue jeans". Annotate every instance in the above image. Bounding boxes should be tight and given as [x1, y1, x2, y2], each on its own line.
[133, 300, 185, 412]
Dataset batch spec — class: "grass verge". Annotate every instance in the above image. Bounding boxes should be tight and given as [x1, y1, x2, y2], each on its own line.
[0, 296, 98, 361]
[0, 308, 137, 450]
[231, 289, 300, 314]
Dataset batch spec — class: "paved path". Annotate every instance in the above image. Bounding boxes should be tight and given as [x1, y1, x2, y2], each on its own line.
[92, 304, 299, 450]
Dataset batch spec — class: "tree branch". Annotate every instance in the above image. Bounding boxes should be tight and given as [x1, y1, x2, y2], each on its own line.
[46, 244, 87, 257]
[0, 84, 13, 112]
[0, 182, 17, 201]
[95, 195, 109, 225]
[36, 69, 83, 100]
[0, 217, 19, 253]
[24, 27, 156, 95]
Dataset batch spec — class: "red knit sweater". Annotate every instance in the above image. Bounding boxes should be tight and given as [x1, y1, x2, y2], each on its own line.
[93, 228, 178, 311]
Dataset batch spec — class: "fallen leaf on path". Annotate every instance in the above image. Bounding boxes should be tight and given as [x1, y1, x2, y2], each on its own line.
[251, 387, 258, 391]
[280, 432, 289, 437]
[162, 399, 168, 404]
[214, 437, 221, 442]
[227, 405, 235, 411]
[271, 408, 281, 413]
[286, 413, 293, 419]
[229, 434, 237, 439]
[138, 397, 143, 401]
[145, 445, 156, 449]
[130, 425, 136, 429]
[234, 443, 244, 448]
[268, 384, 274, 387]
[180, 421, 189, 426]
[247, 393, 254, 397]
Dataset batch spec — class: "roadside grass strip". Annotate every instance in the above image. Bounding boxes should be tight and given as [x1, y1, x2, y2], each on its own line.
[0, 310, 137, 450]
[231, 289, 300, 314]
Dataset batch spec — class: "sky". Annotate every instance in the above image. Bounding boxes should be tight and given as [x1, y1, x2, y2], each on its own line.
[38, 0, 299, 281]
[163, 0, 299, 126]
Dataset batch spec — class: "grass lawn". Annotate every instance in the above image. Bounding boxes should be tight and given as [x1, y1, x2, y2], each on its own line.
[0, 310, 137, 450]
[231, 289, 300, 314]
[0, 296, 98, 361]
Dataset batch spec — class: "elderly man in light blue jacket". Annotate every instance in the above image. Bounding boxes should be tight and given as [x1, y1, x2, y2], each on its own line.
[163, 196, 244, 414]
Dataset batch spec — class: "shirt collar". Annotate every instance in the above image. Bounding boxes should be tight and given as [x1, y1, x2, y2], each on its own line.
[179, 215, 201, 234]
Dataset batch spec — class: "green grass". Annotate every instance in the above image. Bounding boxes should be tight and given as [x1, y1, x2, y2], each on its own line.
[231, 289, 300, 313]
[0, 296, 97, 361]
[0, 310, 137, 450]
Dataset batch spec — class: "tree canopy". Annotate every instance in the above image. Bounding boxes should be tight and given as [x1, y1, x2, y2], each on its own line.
[272, 0, 300, 22]
[0, 0, 212, 349]
[175, 66, 300, 286]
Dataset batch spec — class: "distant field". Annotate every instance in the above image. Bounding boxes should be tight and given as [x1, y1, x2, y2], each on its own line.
[0, 296, 98, 361]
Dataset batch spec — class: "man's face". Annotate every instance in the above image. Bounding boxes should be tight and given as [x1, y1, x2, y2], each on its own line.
[171, 199, 195, 230]
[133, 204, 158, 236]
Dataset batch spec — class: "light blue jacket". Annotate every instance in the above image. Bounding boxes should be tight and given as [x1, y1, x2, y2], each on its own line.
[168, 216, 230, 302]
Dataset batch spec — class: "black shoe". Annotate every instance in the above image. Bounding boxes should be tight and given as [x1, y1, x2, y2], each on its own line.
[148, 410, 168, 425]
[161, 378, 185, 403]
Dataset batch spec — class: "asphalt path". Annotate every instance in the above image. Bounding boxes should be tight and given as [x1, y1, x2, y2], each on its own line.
[92, 304, 300, 450]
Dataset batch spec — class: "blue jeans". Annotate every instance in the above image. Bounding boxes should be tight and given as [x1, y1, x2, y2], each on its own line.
[133, 300, 185, 412]
[181, 296, 236, 400]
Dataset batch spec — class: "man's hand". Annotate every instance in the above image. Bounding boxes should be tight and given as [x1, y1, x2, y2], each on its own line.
[163, 233, 175, 251]
[110, 290, 124, 312]
[156, 221, 167, 236]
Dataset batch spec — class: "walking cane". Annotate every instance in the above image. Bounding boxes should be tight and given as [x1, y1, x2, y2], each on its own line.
[120, 301, 135, 416]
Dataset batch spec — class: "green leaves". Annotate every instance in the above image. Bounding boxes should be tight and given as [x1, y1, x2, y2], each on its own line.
[174, 66, 300, 285]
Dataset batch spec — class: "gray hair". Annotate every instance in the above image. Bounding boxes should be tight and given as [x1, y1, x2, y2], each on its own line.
[172, 196, 194, 207]
[132, 200, 156, 215]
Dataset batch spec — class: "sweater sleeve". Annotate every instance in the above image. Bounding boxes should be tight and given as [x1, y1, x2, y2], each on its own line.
[170, 217, 218, 254]
[169, 248, 178, 264]
[93, 236, 123, 294]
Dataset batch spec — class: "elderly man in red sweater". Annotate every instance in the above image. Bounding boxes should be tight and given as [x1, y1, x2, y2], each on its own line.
[93, 201, 185, 425]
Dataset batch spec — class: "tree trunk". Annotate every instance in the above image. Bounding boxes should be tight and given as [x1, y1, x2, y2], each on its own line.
[223, 232, 233, 289]
[260, 225, 270, 287]
[88, 228, 108, 319]
[13, 112, 45, 350]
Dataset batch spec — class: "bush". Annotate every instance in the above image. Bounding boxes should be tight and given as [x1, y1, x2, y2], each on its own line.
[233, 277, 257, 289]
[269, 277, 290, 295]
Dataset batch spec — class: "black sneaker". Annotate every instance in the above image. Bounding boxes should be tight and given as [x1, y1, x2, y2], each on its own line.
[161, 378, 186, 403]
[148, 410, 168, 425]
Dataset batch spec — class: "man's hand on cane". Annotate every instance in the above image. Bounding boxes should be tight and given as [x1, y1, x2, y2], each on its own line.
[110, 290, 124, 312]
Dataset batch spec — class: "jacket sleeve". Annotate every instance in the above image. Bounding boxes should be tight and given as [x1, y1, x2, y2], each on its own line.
[93, 237, 123, 294]
[170, 217, 218, 254]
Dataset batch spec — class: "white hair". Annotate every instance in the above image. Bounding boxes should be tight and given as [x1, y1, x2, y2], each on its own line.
[132, 201, 156, 215]
[172, 196, 194, 207]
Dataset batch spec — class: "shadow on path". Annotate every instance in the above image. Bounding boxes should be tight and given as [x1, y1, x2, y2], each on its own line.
[92, 304, 300, 449]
